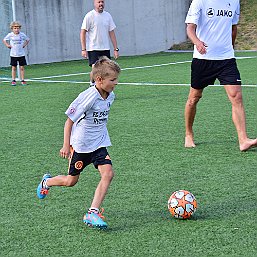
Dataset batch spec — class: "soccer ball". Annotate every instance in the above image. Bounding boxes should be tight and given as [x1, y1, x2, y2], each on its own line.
[168, 190, 197, 219]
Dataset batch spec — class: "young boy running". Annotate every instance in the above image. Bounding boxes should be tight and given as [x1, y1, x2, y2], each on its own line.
[3, 21, 29, 86]
[37, 56, 121, 229]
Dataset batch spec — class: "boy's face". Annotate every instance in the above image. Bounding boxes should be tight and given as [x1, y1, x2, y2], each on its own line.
[96, 71, 119, 95]
[12, 26, 21, 34]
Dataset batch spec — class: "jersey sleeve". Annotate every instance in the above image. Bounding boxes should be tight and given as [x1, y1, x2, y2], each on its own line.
[81, 12, 91, 31]
[65, 91, 95, 122]
[232, 3, 240, 25]
[185, 0, 202, 25]
[3, 33, 11, 41]
[108, 13, 116, 31]
[21, 33, 29, 41]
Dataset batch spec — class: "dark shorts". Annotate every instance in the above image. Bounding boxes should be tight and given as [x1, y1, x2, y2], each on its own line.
[191, 58, 241, 89]
[68, 147, 112, 176]
[87, 50, 111, 66]
[10, 56, 27, 66]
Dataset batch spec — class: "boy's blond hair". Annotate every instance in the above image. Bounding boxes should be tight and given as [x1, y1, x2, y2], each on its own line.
[10, 21, 22, 29]
[92, 56, 121, 80]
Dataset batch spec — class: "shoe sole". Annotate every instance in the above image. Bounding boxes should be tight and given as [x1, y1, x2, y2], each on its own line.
[37, 174, 51, 199]
[83, 221, 107, 229]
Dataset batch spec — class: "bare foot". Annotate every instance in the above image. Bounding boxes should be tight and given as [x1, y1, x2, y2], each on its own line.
[240, 138, 257, 151]
[185, 136, 196, 148]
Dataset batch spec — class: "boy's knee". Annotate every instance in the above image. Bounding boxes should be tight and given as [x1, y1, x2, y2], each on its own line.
[65, 178, 78, 187]
[102, 169, 114, 181]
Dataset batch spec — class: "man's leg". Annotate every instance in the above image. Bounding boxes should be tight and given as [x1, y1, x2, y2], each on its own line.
[224, 85, 257, 151]
[185, 87, 203, 148]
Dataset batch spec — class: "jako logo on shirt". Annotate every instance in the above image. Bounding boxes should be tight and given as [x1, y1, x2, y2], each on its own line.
[207, 8, 233, 18]
[217, 9, 233, 17]
[206, 8, 215, 18]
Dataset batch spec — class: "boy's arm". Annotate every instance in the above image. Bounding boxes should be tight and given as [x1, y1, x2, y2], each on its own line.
[2, 39, 11, 49]
[60, 117, 74, 159]
[23, 39, 29, 48]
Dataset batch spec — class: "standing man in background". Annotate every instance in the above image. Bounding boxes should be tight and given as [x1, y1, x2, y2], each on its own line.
[184, 0, 257, 151]
[80, 0, 119, 87]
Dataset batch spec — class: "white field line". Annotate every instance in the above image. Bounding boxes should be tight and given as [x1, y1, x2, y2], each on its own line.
[1, 78, 256, 87]
[28, 55, 257, 80]
[30, 60, 192, 80]
[1, 55, 256, 84]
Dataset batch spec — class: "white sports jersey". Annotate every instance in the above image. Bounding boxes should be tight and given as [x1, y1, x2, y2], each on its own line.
[185, 0, 240, 60]
[4, 32, 29, 57]
[65, 86, 115, 153]
[81, 10, 116, 51]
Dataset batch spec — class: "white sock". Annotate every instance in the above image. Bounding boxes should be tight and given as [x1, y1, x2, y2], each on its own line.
[89, 208, 99, 214]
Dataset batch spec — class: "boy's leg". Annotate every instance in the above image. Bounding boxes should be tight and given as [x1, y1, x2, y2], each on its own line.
[90, 164, 114, 209]
[11, 66, 16, 81]
[185, 87, 203, 148]
[20, 66, 25, 82]
[83, 164, 114, 228]
[46, 174, 80, 187]
[37, 174, 79, 199]
[224, 85, 257, 151]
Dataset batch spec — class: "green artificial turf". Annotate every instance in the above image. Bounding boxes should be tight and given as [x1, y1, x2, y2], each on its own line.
[0, 52, 256, 257]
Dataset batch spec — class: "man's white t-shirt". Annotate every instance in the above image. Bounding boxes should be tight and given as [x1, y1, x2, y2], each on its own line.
[65, 86, 115, 153]
[185, 0, 240, 60]
[4, 32, 29, 57]
[81, 10, 116, 51]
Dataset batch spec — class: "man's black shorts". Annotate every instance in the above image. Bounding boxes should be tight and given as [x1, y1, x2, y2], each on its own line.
[68, 147, 112, 176]
[87, 50, 111, 66]
[10, 56, 27, 66]
[191, 58, 241, 89]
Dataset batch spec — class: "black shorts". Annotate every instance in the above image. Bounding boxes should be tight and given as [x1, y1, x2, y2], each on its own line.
[10, 56, 27, 66]
[68, 147, 112, 176]
[87, 50, 111, 66]
[191, 58, 241, 89]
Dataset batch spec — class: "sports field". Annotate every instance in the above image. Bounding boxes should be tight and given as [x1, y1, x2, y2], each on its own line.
[1, 51, 257, 257]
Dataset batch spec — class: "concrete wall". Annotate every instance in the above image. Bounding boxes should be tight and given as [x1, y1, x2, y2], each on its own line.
[0, 0, 190, 67]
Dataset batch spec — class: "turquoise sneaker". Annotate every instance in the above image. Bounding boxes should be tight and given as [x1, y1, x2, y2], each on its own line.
[37, 174, 51, 199]
[83, 208, 108, 229]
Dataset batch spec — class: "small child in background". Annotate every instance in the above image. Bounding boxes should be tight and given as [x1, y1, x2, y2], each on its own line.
[3, 21, 30, 86]
[37, 56, 121, 229]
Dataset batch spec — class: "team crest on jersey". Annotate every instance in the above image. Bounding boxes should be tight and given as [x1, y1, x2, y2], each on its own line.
[69, 107, 76, 115]
[206, 8, 215, 18]
[75, 161, 83, 170]
[107, 102, 111, 108]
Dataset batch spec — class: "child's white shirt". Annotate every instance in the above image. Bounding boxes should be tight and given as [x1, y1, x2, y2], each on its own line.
[4, 32, 29, 57]
[65, 86, 115, 153]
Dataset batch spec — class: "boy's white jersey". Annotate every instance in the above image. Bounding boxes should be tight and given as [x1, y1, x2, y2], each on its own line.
[4, 32, 29, 57]
[65, 86, 115, 153]
[81, 10, 116, 51]
[185, 0, 240, 60]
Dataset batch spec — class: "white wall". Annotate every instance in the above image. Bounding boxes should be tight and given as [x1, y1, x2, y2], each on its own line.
[0, 0, 190, 67]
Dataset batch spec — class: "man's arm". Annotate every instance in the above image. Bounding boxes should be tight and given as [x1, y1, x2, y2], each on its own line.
[232, 24, 237, 48]
[187, 23, 207, 55]
[109, 30, 119, 59]
[80, 29, 87, 58]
